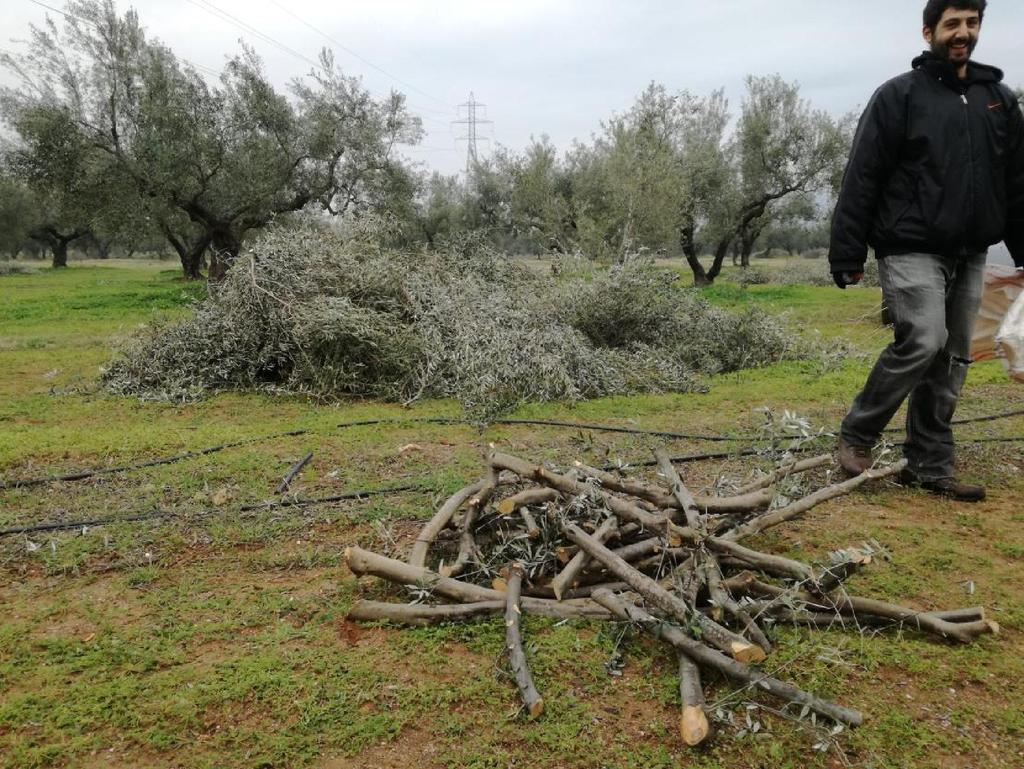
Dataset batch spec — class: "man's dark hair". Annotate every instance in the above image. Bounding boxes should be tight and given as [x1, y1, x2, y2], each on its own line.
[923, 0, 987, 30]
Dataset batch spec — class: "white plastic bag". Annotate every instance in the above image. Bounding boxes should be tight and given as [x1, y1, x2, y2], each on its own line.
[970, 265, 1024, 364]
[995, 288, 1024, 383]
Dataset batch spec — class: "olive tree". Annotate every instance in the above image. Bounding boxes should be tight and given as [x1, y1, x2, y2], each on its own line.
[0, 0, 422, 279]
[678, 77, 848, 284]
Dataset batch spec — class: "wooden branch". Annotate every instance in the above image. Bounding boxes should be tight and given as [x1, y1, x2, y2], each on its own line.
[759, 608, 996, 640]
[715, 555, 807, 581]
[523, 581, 632, 600]
[677, 651, 710, 746]
[564, 528, 652, 567]
[442, 464, 498, 578]
[704, 553, 772, 653]
[809, 553, 872, 595]
[654, 449, 703, 533]
[722, 459, 908, 542]
[505, 564, 544, 718]
[707, 537, 813, 581]
[562, 523, 765, 663]
[735, 455, 834, 495]
[591, 590, 863, 727]
[575, 461, 772, 514]
[276, 452, 313, 493]
[490, 452, 811, 582]
[492, 451, 675, 533]
[345, 546, 611, 619]
[608, 536, 665, 564]
[626, 549, 689, 576]
[519, 507, 541, 539]
[408, 479, 487, 568]
[347, 600, 505, 626]
[724, 573, 999, 644]
[929, 607, 986, 623]
[551, 516, 618, 600]
[495, 488, 560, 516]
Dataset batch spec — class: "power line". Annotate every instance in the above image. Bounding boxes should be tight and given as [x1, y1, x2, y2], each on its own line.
[185, 0, 320, 69]
[21, 0, 455, 154]
[185, 0, 453, 132]
[265, 0, 452, 112]
[23, 0, 220, 76]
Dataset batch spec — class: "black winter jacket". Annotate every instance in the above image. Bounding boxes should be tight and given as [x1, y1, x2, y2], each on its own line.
[829, 52, 1024, 272]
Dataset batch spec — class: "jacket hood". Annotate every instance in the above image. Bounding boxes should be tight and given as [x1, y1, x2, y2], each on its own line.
[912, 50, 1004, 83]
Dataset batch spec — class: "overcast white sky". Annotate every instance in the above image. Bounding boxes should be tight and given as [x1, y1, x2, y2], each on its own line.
[3, 0, 1023, 176]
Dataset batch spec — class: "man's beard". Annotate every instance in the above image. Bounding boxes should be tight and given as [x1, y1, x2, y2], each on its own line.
[931, 35, 977, 63]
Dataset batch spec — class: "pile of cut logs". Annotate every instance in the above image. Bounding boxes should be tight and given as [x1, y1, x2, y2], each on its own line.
[345, 447, 999, 746]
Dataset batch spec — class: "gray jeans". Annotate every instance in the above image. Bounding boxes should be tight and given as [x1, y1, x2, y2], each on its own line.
[841, 251, 986, 480]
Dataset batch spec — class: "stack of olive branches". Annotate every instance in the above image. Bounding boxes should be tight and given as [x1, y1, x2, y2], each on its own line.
[104, 224, 817, 417]
[344, 444, 999, 749]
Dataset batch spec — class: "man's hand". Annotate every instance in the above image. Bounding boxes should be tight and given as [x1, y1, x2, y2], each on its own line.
[833, 271, 865, 289]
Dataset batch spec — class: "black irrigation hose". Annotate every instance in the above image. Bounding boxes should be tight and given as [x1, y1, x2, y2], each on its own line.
[886, 407, 1024, 432]
[599, 432, 1024, 471]
[5, 430, 1021, 537]
[5, 409, 1023, 494]
[337, 416, 772, 442]
[0, 482, 425, 538]
[0, 430, 309, 490]
[338, 409, 1024, 443]
[492, 418, 759, 442]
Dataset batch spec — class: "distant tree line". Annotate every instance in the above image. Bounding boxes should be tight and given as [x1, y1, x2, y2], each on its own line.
[409, 80, 852, 285]
[17, 2, 1015, 286]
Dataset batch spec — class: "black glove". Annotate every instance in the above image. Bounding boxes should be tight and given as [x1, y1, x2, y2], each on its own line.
[833, 270, 864, 289]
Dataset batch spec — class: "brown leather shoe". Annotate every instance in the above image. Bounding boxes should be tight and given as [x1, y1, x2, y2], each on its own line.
[838, 437, 873, 476]
[899, 470, 986, 502]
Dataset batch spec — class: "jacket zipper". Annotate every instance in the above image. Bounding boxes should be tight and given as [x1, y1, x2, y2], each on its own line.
[962, 92, 975, 227]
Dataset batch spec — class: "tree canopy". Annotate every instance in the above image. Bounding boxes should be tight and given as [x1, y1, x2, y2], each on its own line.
[0, 0, 422, 276]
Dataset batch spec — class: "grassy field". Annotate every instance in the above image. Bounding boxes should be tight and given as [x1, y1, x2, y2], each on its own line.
[1, 260, 1023, 769]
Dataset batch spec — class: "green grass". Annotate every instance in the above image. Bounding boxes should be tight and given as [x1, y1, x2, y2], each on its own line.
[2, 260, 1023, 769]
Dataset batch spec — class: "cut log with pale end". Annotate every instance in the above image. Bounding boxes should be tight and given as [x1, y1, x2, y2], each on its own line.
[592, 590, 863, 727]
[519, 507, 541, 539]
[703, 553, 772, 653]
[495, 488, 560, 516]
[677, 651, 709, 746]
[756, 607, 1000, 639]
[505, 564, 544, 719]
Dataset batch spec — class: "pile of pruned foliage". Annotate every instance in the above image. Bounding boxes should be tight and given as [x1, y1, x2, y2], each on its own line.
[104, 224, 815, 416]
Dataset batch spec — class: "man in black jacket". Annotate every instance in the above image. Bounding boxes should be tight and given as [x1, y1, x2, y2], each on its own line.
[829, 0, 1024, 501]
